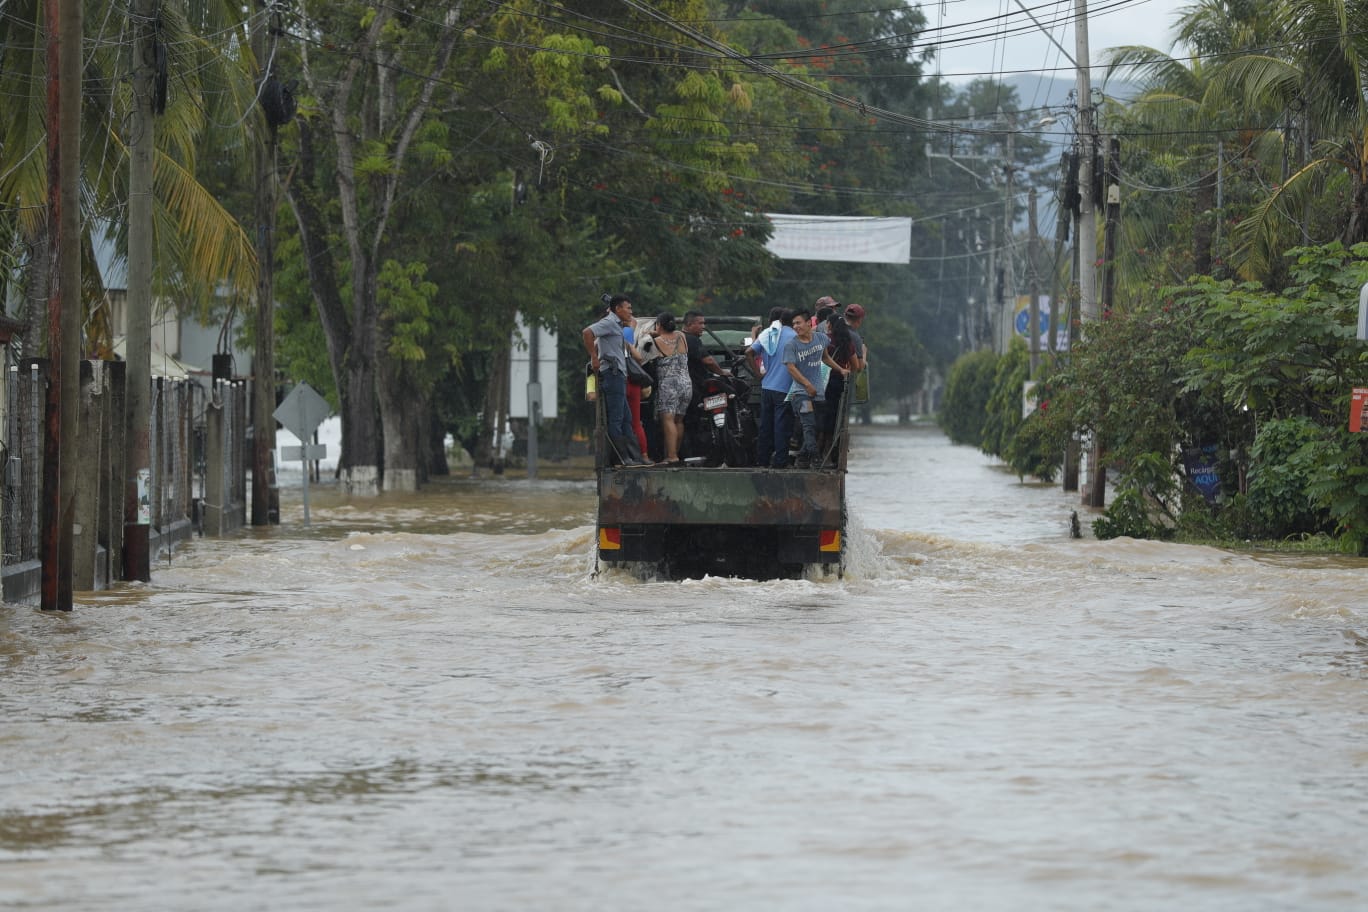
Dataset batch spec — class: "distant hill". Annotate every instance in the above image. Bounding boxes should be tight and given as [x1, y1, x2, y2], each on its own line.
[998, 73, 1141, 111]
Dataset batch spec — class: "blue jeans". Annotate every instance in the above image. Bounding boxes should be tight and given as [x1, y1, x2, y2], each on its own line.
[600, 369, 631, 441]
[791, 394, 818, 457]
[757, 388, 794, 467]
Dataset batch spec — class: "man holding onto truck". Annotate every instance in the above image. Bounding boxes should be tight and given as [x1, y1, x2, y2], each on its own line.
[784, 309, 849, 469]
[747, 307, 796, 468]
[582, 295, 647, 466]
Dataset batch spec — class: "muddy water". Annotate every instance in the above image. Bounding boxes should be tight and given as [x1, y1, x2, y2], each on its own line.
[2, 426, 1365, 910]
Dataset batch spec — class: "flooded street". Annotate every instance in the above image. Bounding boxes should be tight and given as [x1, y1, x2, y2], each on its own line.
[2, 425, 1365, 910]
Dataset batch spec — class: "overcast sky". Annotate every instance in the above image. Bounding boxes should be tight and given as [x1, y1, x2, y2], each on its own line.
[926, 0, 1189, 85]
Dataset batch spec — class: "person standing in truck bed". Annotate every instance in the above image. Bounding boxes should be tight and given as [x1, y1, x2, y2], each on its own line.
[818, 308, 864, 463]
[645, 312, 691, 466]
[783, 308, 848, 469]
[747, 306, 796, 468]
[682, 310, 731, 387]
[582, 294, 646, 466]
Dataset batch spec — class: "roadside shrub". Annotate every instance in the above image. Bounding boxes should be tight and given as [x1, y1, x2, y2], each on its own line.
[939, 349, 998, 447]
[1092, 450, 1178, 540]
[1245, 417, 1331, 538]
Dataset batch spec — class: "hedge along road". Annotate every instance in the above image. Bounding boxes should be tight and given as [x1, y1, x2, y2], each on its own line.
[2, 424, 1365, 911]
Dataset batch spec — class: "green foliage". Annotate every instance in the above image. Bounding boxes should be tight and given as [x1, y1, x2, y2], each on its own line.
[1093, 452, 1179, 540]
[273, 232, 339, 407]
[1245, 417, 1330, 536]
[981, 338, 1029, 461]
[939, 350, 998, 447]
[1042, 238, 1368, 551]
[379, 260, 440, 363]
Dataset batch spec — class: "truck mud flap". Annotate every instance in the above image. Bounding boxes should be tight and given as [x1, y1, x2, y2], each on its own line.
[598, 524, 665, 562]
[777, 529, 841, 565]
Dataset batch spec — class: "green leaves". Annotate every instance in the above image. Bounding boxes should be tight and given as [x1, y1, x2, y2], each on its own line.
[379, 259, 439, 364]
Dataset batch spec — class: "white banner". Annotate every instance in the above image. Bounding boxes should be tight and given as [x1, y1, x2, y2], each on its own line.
[764, 214, 912, 264]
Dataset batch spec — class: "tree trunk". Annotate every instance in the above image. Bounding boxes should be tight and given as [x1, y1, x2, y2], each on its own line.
[375, 357, 420, 492]
[426, 407, 449, 478]
[340, 258, 381, 494]
[284, 120, 381, 493]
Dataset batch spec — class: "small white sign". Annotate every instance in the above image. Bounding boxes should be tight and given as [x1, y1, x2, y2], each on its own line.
[282, 444, 328, 461]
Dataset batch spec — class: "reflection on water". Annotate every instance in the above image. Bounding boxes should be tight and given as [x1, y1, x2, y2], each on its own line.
[2, 425, 1365, 910]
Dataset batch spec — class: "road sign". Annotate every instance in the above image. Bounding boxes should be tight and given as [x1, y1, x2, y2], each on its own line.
[282, 444, 328, 461]
[274, 383, 331, 527]
[274, 383, 331, 440]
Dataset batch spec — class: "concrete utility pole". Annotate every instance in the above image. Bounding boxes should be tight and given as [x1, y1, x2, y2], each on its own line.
[999, 115, 1015, 354]
[124, 0, 157, 581]
[1028, 186, 1041, 376]
[40, 0, 82, 610]
[984, 220, 997, 351]
[1073, 0, 1105, 508]
[1074, 0, 1097, 322]
[251, 5, 281, 526]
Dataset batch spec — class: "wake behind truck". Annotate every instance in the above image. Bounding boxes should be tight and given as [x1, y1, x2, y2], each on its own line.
[592, 317, 859, 580]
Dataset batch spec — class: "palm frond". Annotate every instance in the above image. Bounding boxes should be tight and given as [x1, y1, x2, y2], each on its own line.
[1227, 156, 1333, 278]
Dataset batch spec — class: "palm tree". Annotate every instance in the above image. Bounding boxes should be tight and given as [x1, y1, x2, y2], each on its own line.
[0, 0, 259, 353]
[1202, 0, 1368, 277]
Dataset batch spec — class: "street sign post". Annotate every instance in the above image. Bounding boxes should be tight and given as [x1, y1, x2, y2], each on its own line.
[274, 383, 331, 525]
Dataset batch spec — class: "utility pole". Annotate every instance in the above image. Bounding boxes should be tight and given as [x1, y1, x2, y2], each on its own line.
[40, 0, 81, 610]
[1100, 137, 1121, 316]
[999, 115, 1015, 354]
[251, 4, 281, 526]
[1073, 0, 1104, 508]
[1028, 186, 1041, 376]
[1086, 135, 1121, 510]
[124, 0, 157, 581]
[984, 220, 997, 351]
[1048, 151, 1072, 358]
[1074, 0, 1097, 322]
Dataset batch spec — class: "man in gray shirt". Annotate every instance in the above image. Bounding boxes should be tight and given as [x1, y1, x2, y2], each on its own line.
[582, 295, 646, 465]
[783, 308, 848, 469]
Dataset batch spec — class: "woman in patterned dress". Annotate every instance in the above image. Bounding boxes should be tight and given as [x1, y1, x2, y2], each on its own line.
[647, 313, 691, 465]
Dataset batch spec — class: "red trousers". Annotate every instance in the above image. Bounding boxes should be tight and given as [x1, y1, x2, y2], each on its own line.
[626, 382, 650, 458]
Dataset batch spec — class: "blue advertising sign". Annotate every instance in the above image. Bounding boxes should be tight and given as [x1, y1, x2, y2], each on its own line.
[1183, 444, 1222, 503]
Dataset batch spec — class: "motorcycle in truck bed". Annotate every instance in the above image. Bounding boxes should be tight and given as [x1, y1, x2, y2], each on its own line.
[592, 317, 857, 580]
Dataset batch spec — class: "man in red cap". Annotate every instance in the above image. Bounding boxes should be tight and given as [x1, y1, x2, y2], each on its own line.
[843, 303, 867, 363]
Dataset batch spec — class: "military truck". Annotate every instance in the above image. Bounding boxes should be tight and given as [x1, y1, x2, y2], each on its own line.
[592, 317, 857, 580]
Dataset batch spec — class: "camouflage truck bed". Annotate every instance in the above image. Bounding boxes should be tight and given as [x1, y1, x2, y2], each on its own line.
[595, 465, 845, 579]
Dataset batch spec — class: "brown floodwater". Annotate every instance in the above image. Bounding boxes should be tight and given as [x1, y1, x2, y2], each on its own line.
[2, 425, 1365, 910]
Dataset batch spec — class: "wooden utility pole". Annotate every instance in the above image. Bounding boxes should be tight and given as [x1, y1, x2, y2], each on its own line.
[1085, 136, 1122, 509]
[124, 0, 156, 581]
[1100, 137, 1121, 316]
[251, 6, 281, 526]
[40, 0, 81, 610]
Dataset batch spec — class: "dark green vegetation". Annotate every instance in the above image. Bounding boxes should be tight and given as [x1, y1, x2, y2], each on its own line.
[1, 0, 1046, 480]
[940, 0, 1368, 554]
[943, 242, 1368, 554]
[5, 0, 1367, 541]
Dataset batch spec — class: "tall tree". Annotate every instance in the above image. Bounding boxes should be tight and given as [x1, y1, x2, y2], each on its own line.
[282, 1, 474, 493]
